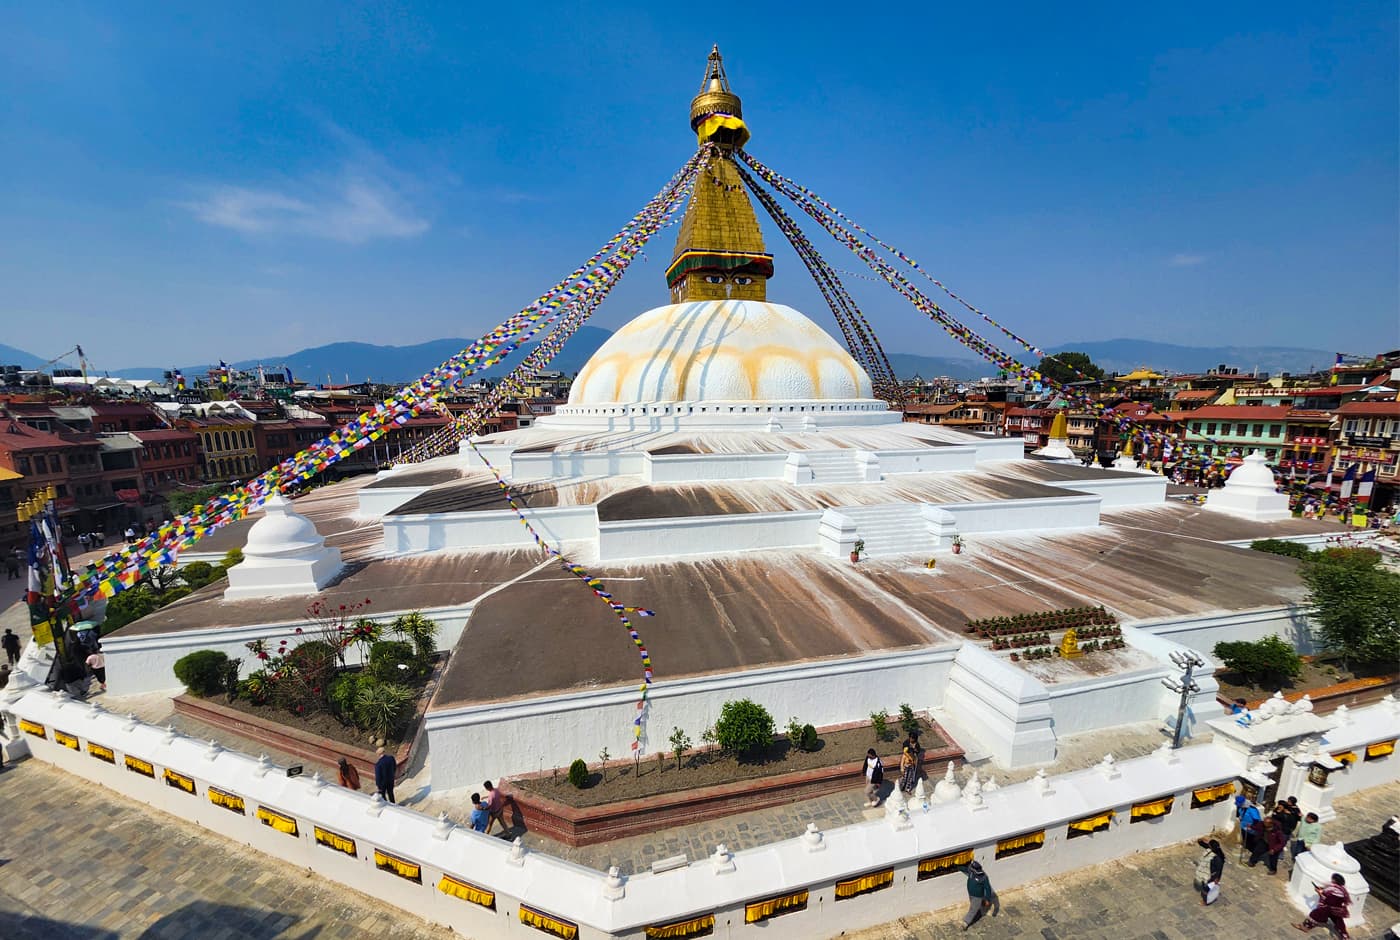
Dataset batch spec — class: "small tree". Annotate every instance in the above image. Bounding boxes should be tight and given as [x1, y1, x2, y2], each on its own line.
[1301, 548, 1400, 669]
[598, 746, 610, 783]
[1213, 635, 1303, 688]
[1038, 351, 1105, 385]
[568, 758, 589, 789]
[392, 611, 439, 667]
[668, 726, 691, 770]
[898, 703, 920, 738]
[799, 723, 818, 752]
[353, 681, 413, 741]
[713, 698, 775, 759]
[870, 711, 889, 741]
[786, 716, 804, 751]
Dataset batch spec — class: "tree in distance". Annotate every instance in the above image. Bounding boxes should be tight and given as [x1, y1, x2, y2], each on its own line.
[1038, 351, 1105, 385]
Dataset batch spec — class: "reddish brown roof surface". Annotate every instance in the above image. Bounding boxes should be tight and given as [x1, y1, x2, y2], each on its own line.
[1334, 400, 1400, 416]
[1180, 405, 1294, 421]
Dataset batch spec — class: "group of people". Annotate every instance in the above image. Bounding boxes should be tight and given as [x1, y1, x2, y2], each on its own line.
[75, 530, 108, 552]
[335, 750, 508, 836]
[1240, 794, 1322, 876]
[860, 730, 925, 808]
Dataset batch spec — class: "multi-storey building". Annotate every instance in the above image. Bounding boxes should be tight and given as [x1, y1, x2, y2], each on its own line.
[1177, 405, 1292, 462]
[133, 429, 201, 493]
[1332, 400, 1400, 506]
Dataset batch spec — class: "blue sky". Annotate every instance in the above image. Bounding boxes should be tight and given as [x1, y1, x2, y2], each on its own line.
[2, 1, 1396, 371]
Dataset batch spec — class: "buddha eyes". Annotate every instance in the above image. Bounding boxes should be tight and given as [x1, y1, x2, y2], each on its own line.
[701, 274, 754, 285]
[733, 276, 753, 285]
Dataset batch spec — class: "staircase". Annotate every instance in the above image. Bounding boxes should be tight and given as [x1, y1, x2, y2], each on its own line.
[800, 451, 866, 485]
[841, 504, 937, 557]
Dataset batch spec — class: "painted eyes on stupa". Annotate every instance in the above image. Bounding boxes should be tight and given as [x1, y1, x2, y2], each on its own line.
[704, 275, 726, 284]
[733, 276, 754, 286]
[702, 274, 755, 285]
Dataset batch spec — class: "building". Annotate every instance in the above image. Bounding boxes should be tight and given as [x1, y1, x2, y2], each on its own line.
[133, 428, 202, 494]
[176, 403, 259, 483]
[0, 417, 97, 533]
[1331, 399, 1400, 506]
[1177, 405, 1292, 463]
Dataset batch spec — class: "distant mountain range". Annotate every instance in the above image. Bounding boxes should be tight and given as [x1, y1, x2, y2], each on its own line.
[1, 334, 1344, 386]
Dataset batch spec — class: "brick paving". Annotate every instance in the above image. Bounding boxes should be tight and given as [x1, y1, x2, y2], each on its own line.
[0, 755, 1395, 939]
[0, 759, 456, 940]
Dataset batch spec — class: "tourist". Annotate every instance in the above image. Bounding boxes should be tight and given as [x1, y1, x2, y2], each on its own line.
[482, 780, 506, 833]
[337, 757, 361, 791]
[469, 793, 489, 833]
[4, 549, 19, 581]
[95, 529, 105, 548]
[2, 628, 20, 666]
[373, 747, 397, 803]
[124, 526, 136, 544]
[1239, 799, 1262, 853]
[0, 664, 10, 689]
[1293, 812, 1323, 866]
[1249, 816, 1287, 873]
[1193, 838, 1225, 904]
[861, 748, 884, 807]
[958, 860, 998, 930]
[78, 531, 90, 553]
[1293, 873, 1351, 938]
[1275, 798, 1301, 842]
[84, 644, 106, 692]
[898, 744, 918, 795]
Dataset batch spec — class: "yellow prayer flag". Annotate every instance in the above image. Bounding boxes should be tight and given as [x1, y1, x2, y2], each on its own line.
[30, 620, 54, 646]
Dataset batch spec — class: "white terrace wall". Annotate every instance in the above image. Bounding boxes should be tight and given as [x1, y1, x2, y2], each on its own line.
[1132, 605, 1317, 658]
[384, 506, 597, 554]
[17, 686, 1394, 940]
[1316, 700, 1400, 799]
[510, 451, 645, 482]
[596, 511, 822, 561]
[941, 494, 1101, 535]
[1046, 474, 1167, 509]
[873, 445, 979, 475]
[101, 600, 477, 696]
[642, 452, 789, 483]
[424, 647, 959, 791]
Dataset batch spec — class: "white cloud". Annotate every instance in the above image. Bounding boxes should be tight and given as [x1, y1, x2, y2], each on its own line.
[1168, 252, 1206, 267]
[181, 168, 428, 244]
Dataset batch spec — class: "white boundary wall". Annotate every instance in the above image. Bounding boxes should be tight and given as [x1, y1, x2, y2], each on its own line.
[11, 687, 1395, 940]
[596, 511, 823, 561]
[424, 647, 958, 791]
[1132, 605, 1317, 657]
[385, 506, 597, 553]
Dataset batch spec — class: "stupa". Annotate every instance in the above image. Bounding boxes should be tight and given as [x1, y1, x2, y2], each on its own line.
[1032, 409, 1077, 461]
[222, 492, 343, 600]
[1204, 450, 1291, 522]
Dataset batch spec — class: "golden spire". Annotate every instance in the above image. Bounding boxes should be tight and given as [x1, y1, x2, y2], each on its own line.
[1047, 409, 1069, 440]
[666, 46, 773, 303]
[1121, 436, 1134, 457]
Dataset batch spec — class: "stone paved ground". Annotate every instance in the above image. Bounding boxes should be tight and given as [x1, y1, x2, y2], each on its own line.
[0, 759, 457, 940]
[0, 756, 1395, 939]
[851, 780, 1400, 940]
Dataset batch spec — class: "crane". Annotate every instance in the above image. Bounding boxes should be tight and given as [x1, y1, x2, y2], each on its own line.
[37, 344, 92, 383]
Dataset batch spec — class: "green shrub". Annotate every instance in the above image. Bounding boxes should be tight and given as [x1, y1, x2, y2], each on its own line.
[327, 673, 364, 717]
[179, 561, 220, 589]
[713, 698, 775, 758]
[870, 711, 889, 741]
[353, 680, 414, 740]
[785, 716, 804, 750]
[221, 548, 243, 568]
[173, 650, 230, 697]
[391, 612, 438, 666]
[239, 670, 271, 704]
[102, 584, 163, 632]
[1213, 635, 1304, 687]
[368, 640, 417, 681]
[567, 758, 589, 789]
[799, 723, 818, 752]
[668, 726, 691, 770]
[287, 639, 339, 690]
[1251, 539, 1312, 560]
[220, 657, 242, 701]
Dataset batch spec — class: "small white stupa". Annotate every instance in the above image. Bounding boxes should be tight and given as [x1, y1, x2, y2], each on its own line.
[1032, 410, 1077, 462]
[223, 492, 343, 600]
[1203, 450, 1290, 522]
[1113, 437, 1143, 472]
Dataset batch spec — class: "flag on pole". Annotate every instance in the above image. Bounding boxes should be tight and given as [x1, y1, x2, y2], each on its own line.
[1356, 468, 1377, 506]
[25, 521, 44, 606]
[1329, 353, 1343, 386]
[1338, 464, 1358, 501]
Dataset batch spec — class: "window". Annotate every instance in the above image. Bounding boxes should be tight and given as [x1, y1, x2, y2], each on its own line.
[15, 456, 29, 474]
[1236, 423, 1248, 436]
[33, 455, 47, 474]
[1252, 425, 1264, 437]
[1268, 424, 1281, 437]
[1205, 423, 1216, 436]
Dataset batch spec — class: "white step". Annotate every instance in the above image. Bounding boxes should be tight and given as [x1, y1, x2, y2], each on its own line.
[802, 451, 865, 485]
[841, 503, 938, 557]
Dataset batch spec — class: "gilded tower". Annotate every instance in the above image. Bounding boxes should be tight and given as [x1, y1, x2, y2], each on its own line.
[665, 46, 774, 304]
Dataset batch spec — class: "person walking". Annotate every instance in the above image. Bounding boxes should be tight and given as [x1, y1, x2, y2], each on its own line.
[1294, 873, 1351, 938]
[1239, 798, 1262, 855]
[861, 748, 884, 807]
[124, 526, 136, 544]
[1193, 838, 1225, 904]
[337, 757, 361, 791]
[959, 860, 998, 930]
[84, 645, 106, 692]
[482, 780, 506, 834]
[469, 793, 489, 833]
[5, 549, 19, 581]
[1292, 812, 1323, 868]
[373, 747, 397, 803]
[2, 628, 20, 666]
[95, 529, 105, 548]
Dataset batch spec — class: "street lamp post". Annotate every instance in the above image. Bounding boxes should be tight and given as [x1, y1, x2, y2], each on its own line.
[1162, 649, 1206, 749]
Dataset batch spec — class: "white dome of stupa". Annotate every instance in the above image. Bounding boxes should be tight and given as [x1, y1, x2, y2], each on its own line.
[242, 493, 328, 558]
[569, 300, 874, 406]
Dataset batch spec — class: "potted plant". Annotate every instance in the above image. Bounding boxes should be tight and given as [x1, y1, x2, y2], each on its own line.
[851, 539, 864, 563]
[951, 534, 964, 554]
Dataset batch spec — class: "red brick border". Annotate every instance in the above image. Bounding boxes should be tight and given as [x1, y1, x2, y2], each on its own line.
[506, 721, 964, 847]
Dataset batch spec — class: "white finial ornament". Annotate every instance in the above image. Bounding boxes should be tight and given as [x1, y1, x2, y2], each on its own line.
[602, 866, 626, 900]
[803, 822, 826, 852]
[934, 761, 962, 803]
[433, 812, 454, 841]
[1333, 704, 1350, 726]
[1032, 768, 1055, 796]
[711, 843, 735, 874]
[507, 836, 528, 867]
